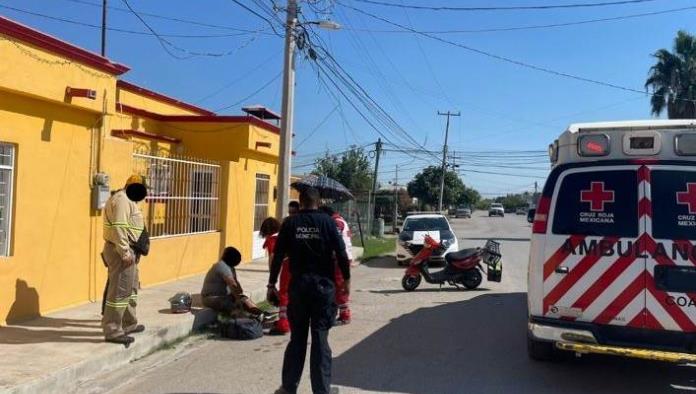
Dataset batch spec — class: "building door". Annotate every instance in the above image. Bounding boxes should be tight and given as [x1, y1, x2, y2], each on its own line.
[252, 174, 270, 259]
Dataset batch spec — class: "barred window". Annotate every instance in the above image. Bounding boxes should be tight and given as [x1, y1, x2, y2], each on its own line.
[253, 174, 270, 231]
[0, 143, 15, 256]
[133, 151, 221, 238]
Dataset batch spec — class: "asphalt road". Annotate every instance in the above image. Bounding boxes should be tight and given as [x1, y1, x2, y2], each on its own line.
[89, 214, 695, 394]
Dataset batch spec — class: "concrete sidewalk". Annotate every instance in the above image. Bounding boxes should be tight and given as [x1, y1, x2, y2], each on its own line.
[0, 246, 363, 394]
[0, 264, 269, 394]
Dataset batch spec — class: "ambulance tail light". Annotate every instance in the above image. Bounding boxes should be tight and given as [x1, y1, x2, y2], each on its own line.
[532, 196, 551, 234]
[578, 134, 610, 157]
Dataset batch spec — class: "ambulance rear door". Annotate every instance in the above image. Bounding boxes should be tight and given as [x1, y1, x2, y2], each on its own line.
[644, 164, 696, 332]
[542, 165, 647, 328]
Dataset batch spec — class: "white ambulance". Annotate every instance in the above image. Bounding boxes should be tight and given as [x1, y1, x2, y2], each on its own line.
[528, 120, 696, 363]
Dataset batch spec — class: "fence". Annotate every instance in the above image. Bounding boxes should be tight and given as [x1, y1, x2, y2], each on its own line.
[132, 149, 221, 238]
[330, 192, 372, 245]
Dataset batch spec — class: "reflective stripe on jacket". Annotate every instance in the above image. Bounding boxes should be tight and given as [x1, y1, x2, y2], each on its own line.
[103, 189, 144, 259]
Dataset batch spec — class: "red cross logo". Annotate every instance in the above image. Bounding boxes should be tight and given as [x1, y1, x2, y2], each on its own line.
[580, 182, 615, 212]
[677, 183, 696, 214]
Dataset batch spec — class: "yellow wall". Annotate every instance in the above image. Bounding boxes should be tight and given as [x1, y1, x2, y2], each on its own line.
[117, 88, 203, 116]
[0, 32, 280, 324]
[0, 34, 115, 115]
[0, 89, 99, 324]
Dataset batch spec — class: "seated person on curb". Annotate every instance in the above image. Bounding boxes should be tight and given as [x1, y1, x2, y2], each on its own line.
[201, 247, 262, 317]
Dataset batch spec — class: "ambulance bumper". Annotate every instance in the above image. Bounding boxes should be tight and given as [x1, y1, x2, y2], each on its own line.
[528, 321, 598, 344]
[556, 342, 696, 363]
[530, 316, 696, 361]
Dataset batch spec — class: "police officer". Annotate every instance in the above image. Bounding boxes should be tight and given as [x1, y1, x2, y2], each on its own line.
[102, 175, 147, 347]
[268, 188, 350, 394]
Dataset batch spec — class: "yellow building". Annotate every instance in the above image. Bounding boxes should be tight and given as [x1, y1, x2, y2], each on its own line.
[0, 17, 281, 324]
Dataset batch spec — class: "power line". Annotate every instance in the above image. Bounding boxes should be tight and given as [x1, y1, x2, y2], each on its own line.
[63, 0, 275, 34]
[121, 0, 265, 58]
[296, 104, 340, 148]
[352, 0, 660, 11]
[342, 5, 696, 34]
[228, 0, 284, 36]
[195, 53, 279, 103]
[0, 4, 268, 39]
[215, 71, 282, 112]
[339, 2, 696, 105]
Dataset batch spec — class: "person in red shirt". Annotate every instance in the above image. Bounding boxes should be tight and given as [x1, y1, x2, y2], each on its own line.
[260, 217, 291, 335]
[319, 206, 354, 325]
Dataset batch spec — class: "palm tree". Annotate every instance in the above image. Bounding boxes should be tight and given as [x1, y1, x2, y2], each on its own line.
[645, 30, 696, 118]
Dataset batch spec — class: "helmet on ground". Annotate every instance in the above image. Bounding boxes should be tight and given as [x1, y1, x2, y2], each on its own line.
[169, 292, 192, 313]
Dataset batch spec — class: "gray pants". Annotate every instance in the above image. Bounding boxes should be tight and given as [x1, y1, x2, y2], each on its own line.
[101, 243, 139, 339]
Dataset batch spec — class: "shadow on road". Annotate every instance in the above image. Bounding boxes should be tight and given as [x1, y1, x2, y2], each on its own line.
[360, 256, 400, 269]
[369, 287, 491, 294]
[461, 237, 531, 242]
[333, 293, 695, 394]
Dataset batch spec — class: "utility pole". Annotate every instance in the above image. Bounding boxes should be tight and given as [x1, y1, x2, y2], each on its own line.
[437, 111, 460, 212]
[393, 165, 399, 232]
[275, 0, 298, 219]
[100, 0, 107, 56]
[368, 138, 383, 232]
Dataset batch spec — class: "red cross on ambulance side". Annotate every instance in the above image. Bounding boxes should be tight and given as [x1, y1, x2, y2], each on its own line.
[676, 183, 696, 214]
[580, 181, 615, 212]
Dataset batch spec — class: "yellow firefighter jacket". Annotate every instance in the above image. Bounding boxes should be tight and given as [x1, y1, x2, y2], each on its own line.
[103, 189, 144, 259]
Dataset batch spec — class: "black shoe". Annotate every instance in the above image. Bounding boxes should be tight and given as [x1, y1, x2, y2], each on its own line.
[126, 324, 145, 334]
[273, 387, 294, 394]
[106, 335, 135, 348]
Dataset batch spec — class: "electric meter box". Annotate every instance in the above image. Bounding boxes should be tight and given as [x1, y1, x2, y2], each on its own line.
[92, 172, 110, 210]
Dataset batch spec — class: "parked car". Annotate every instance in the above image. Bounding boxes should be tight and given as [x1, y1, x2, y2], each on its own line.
[516, 208, 527, 215]
[527, 208, 536, 223]
[455, 208, 471, 218]
[396, 214, 459, 266]
[489, 203, 505, 217]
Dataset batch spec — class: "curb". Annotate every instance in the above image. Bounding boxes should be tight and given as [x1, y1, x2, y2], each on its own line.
[6, 291, 267, 394]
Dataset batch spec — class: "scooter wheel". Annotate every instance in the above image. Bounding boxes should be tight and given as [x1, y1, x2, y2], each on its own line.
[462, 270, 483, 289]
[402, 275, 421, 291]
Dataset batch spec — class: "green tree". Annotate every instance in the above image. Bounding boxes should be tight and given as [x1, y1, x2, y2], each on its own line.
[646, 30, 696, 118]
[374, 188, 412, 218]
[458, 186, 481, 208]
[407, 166, 465, 208]
[313, 147, 373, 192]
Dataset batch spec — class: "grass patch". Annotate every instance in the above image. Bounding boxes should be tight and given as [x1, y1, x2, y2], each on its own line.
[354, 236, 395, 260]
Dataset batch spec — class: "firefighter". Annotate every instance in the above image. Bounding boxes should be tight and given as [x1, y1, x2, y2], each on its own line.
[319, 205, 353, 325]
[101, 175, 147, 346]
[268, 188, 350, 394]
[260, 217, 291, 335]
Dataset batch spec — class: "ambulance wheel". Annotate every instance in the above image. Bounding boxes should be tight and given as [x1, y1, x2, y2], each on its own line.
[402, 275, 421, 291]
[527, 335, 555, 361]
[462, 270, 483, 289]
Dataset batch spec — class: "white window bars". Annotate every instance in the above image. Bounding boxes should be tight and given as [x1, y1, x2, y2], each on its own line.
[132, 151, 221, 238]
[253, 174, 270, 232]
[0, 143, 15, 257]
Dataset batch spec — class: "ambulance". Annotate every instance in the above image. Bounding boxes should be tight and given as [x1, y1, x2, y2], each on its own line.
[527, 120, 696, 363]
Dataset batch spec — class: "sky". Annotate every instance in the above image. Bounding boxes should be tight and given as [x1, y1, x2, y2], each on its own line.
[2, 0, 695, 196]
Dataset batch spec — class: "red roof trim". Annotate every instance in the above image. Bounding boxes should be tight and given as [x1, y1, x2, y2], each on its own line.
[117, 80, 215, 116]
[112, 129, 181, 143]
[117, 103, 280, 134]
[0, 16, 129, 75]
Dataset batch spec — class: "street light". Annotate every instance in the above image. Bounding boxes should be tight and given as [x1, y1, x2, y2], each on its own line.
[275, 0, 341, 219]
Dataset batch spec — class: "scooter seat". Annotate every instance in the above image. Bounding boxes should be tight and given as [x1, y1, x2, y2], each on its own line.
[445, 248, 479, 262]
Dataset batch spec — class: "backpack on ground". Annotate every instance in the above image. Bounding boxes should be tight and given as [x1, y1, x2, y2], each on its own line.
[219, 317, 263, 340]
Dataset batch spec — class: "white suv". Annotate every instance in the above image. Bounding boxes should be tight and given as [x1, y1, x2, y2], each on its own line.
[489, 203, 505, 217]
[396, 214, 459, 265]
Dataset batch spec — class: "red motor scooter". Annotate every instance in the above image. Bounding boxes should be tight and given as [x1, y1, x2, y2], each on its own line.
[401, 235, 502, 291]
